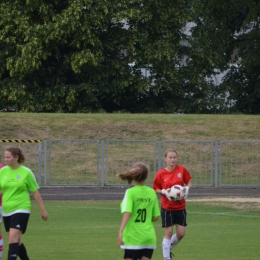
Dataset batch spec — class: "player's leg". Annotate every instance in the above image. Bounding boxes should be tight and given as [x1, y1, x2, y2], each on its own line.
[0, 233, 3, 260]
[124, 249, 153, 260]
[163, 226, 173, 259]
[140, 248, 153, 260]
[7, 213, 30, 260]
[170, 225, 186, 250]
[3, 215, 19, 260]
[175, 224, 186, 241]
[14, 213, 30, 260]
[170, 209, 187, 251]
[161, 208, 174, 259]
[124, 249, 138, 260]
[0, 227, 3, 260]
[7, 228, 21, 260]
[18, 242, 30, 260]
[0, 206, 3, 259]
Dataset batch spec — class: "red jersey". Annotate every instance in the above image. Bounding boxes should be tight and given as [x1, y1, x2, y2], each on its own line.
[153, 165, 192, 211]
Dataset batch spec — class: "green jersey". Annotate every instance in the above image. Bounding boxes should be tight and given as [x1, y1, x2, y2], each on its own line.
[0, 165, 39, 216]
[120, 185, 160, 249]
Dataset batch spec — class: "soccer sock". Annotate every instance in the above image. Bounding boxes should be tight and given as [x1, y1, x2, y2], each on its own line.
[19, 243, 30, 260]
[170, 234, 179, 250]
[8, 243, 19, 260]
[162, 238, 171, 258]
[0, 234, 3, 258]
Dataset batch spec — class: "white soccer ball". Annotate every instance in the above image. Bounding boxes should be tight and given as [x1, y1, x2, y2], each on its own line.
[169, 185, 184, 201]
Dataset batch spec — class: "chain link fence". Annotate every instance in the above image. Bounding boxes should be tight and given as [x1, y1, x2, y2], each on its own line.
[1, 139, 259, 187]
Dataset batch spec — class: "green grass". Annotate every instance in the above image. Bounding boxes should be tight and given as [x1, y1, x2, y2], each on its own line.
[2, 200, 259, 260]
[0, 113, 259, 187]
[0, 113, 259, 140]
[0, 114, 259, 258]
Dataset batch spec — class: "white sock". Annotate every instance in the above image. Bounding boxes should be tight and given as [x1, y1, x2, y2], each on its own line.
[162, 238, 171, 258]
[170, 234, 179, 250]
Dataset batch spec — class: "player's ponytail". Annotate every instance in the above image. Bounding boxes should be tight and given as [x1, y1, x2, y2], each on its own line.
[117, 162, 148, 184]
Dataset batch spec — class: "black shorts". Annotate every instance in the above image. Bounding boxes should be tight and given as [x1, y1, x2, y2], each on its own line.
[3, 213, 30, 234]
[124, 248, 154, 260]
[161, 208, 187, 227]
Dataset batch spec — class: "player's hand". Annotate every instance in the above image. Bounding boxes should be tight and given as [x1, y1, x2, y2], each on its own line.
[161, 188, 171, 201]
[41, 209, 48, 221]
[118, 234, 124, 246]
[183, 186, 190, 199]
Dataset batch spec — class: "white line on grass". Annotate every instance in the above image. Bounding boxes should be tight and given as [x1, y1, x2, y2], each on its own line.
[45, 206, 119, 210]
[44, 206, 260, 218]
[29, 225, 119, 230]
[42, 209, 259, 221]
[191, 211, 260, 218]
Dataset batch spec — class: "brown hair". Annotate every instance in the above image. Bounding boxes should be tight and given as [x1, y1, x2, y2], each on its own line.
[165, 148, 178, 157]
[117, 162, 149, 184]
[6, 147, 25, 164]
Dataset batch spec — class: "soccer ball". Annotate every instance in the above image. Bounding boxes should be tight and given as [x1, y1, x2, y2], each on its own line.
[169, 185, 184, 201]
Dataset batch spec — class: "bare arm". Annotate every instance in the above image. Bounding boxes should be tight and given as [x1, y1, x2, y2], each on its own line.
[152, 216, 160, 222]
[186, 180, 192, 188]
[32, 190, 48, 221]
[118, 212, 131, 246]
[155, 189, 162, 195]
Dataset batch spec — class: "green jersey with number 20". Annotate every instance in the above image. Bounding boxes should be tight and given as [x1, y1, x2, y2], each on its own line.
[120, 185, 160, 249]
[0, 165, 39, 216]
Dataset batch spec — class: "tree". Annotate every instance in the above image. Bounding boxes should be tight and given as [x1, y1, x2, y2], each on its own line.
[188, 0, 260, 113]
[0, 0, 194, 112]
[1, 0, 259, 113]
[222, 0, 260, 113]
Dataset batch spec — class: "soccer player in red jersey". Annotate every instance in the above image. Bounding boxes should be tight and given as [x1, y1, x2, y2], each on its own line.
[153, 149, 192, 260]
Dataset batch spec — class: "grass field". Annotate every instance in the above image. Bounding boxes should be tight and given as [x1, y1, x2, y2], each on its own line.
[1, 200, 259, 260]
[0, 113, 259, 259]
[1, 113, 259, 187]
[0, 113, 259, 140]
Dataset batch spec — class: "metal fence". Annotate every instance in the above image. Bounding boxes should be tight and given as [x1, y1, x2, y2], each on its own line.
[0, 140, 43, 183]
[0, 139, 259, 187]
[219, 140, 260, 186]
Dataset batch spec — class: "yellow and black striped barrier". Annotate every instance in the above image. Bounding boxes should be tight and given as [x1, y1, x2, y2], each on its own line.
[0, 140, 42, 143]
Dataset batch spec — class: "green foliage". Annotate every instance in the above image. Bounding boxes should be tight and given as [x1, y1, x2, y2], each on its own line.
[0, 0, 260, 113]
[189, 0, 260, 114]
[220, 0, 260, 114]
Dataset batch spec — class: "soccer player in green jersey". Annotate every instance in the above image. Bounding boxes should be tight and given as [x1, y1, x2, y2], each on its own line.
[118, 162, 160, 260]
[0, 147, 48, 260]
[0, 156, 4, 260]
